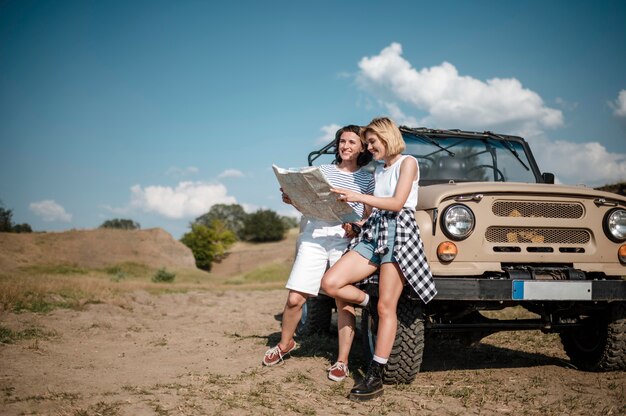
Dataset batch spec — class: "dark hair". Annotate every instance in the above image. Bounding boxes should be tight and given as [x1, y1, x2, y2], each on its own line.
[334, 125, 373, 167]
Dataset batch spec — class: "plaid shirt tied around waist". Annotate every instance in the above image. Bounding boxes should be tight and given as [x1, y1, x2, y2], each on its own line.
[349, 208, 437, 304]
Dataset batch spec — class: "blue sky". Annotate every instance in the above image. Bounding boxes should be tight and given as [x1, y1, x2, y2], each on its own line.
[1, 0, 625, 238]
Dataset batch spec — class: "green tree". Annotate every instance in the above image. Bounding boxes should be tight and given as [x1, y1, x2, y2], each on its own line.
[0, 204, 12, 232]
[99, 218, 141, 230]
[180, 220, 237, 271]
[194, 204, 247, 239]
[243, 209, 287, 242]
[280, 215, 299, 230]
[0, 201, 33, 233]
[11, 223, 32, 233]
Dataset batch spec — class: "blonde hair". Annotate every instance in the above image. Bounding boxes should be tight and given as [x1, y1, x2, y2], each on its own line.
[361, 117, 405, 157]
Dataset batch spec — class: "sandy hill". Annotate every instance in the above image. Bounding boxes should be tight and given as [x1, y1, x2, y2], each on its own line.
[0, 228, 197, 271]
[209, 228, 298, 277]
[0, 227, 298, 276]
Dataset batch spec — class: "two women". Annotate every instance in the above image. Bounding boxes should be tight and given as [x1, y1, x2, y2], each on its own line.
[322, 117, 436, 401]
[265, 117, 436, 402]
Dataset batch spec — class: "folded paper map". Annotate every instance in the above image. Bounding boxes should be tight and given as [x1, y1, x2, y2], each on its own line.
[272, 164, 360, 223]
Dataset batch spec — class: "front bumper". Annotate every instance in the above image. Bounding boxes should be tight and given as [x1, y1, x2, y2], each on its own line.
[432, 277, 626, 301]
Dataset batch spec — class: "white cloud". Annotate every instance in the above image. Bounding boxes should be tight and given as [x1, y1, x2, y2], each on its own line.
[531, 136, 626, 186]
[165, 166, 199, 177]
[354, 42, 626, 186]
[356, 42, 563, 135]
[130, 181, 236, 219]
[609, 89, 626, 117]
[29, 200, 72, 222]
[382, 101, 419, 126]
[316, 124, 341, 145]
[218, 169, 244, 179]
[241, 203, 259, 213]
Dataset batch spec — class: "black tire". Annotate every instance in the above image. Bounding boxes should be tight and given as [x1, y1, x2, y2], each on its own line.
[361, 296, 425, 384]
[560, 302, 626, 371]
[297, 295, 335, 336]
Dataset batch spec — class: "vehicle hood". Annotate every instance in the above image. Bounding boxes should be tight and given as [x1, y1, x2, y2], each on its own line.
[417, 181, 626, 210]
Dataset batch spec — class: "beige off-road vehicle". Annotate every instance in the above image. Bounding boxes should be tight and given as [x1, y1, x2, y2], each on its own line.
[302, 127, 626, 383]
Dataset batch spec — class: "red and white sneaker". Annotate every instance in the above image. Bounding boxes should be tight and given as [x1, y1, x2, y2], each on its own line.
[262, 340, 297, 366]
[328, 361, 350, 382]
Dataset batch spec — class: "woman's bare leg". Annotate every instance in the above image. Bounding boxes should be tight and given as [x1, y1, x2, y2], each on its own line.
[373, 262, 405, 359]
[321, 251, 377, 304]
[279, 290, 308, 348]
[336, 300, 355, 364]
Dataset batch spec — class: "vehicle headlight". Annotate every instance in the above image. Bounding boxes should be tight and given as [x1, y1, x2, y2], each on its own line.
[604, 208, 626, 242]
[442, 204, 475, 240]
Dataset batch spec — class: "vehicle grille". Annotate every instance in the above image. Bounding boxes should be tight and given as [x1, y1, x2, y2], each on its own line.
[492, 201, 584, 219]
[485, 227, 591, 244]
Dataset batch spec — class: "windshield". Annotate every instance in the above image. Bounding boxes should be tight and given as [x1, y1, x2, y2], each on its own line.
[402, 133, 538, 185]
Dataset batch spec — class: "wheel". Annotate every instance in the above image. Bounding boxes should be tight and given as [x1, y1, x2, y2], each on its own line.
[560, 302, 626, 371]
[297, 295, 335, 336]
[361, 296, 425, 384]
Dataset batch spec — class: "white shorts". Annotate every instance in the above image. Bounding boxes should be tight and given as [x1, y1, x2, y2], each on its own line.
[285, 224, 348, 296]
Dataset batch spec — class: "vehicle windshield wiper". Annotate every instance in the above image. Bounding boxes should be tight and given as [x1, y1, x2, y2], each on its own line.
[402, 127, 455, 157]
[483, 131, 530, 171]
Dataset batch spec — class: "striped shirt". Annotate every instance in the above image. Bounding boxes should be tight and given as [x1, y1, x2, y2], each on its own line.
[319, 164, 374, 218]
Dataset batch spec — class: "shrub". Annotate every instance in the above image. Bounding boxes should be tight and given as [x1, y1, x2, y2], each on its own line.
[243, 209, 287, 242]
[99, 218, 140, 230]
[281, 216, 299, 230]
[194, 204, 247, 240]
[0, 201, 33, 233]
[152, 268, 176, 283]
[180, 220, 237, 271]
[11, 223, 32, 233]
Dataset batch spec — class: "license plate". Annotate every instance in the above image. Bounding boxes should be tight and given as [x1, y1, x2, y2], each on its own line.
[512, 280, 592, 300]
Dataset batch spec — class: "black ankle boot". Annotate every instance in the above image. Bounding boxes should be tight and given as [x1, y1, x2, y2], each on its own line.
[348, 360, 384, 401]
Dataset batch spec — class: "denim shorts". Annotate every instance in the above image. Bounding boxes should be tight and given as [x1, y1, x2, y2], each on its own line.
[352, 218, 397, 265]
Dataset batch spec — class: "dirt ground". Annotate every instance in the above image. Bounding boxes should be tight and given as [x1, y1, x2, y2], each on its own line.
[1, 229, 625, 415]
[1, 291, 625, 415]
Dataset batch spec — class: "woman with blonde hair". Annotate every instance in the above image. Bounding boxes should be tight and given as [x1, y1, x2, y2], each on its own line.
[321, 117, 436, 401]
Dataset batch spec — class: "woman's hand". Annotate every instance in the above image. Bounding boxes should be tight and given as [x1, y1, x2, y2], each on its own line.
[330, 187, 363, 203]
[342, 222, 362, 239]
[280, 187, 293, 205]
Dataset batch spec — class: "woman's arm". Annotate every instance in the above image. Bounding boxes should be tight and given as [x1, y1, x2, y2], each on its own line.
[332, 157, 417, 212]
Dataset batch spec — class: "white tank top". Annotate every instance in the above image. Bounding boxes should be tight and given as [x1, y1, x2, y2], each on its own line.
[373, 155, 419, 209]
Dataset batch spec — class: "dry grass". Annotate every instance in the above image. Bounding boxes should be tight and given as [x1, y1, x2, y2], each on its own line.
[0, 259, 290, 313]
[0, 325, 56, 344]
[0, 226, 297, 312]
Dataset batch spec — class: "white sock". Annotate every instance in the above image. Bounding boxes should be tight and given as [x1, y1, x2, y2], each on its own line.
[373, 355, 388, 365]
[359, 293, 369, 307]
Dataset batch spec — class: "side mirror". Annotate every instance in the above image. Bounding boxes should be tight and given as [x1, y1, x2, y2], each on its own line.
[542, 172, 555, 184]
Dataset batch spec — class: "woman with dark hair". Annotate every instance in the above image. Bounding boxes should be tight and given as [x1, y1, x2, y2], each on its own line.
[262, 125, 374, 383]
